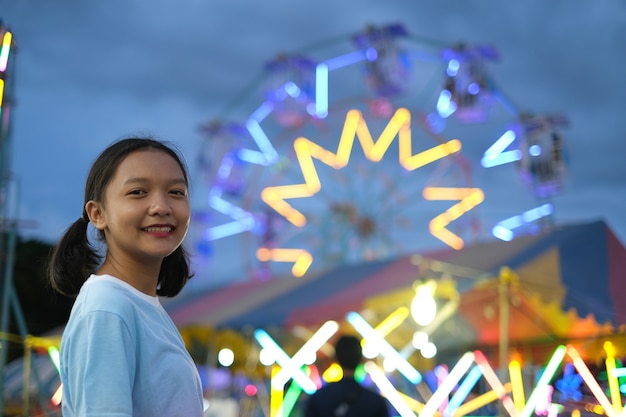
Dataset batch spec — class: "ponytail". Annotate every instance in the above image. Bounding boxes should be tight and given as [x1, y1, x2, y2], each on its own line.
[157, 245, 193, 297]
[48, 215, 102, 297]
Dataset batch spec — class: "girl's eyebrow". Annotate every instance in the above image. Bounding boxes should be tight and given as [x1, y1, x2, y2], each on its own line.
[124, 177, 187, 186]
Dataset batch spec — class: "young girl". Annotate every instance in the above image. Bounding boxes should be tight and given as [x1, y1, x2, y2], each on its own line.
[48, 137, 206, 417]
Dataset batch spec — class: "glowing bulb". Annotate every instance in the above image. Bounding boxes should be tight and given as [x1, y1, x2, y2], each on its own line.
[259, 348, 275, 366]
[362, 343, 379, 359]
[421, 342, 437, 359]
[412, 331, 428, 349]
[411, 281, 437, 326]
[218, 348, 235, 367]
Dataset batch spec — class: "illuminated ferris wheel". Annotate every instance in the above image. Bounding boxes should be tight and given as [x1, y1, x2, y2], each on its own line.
[191, 23, 568, 279]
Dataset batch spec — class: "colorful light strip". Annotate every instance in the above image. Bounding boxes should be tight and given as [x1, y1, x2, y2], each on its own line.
[256, 247, 313, 277]
[492, 203, 553, 242]
[481, 130, 522, 168]
[567, 345, 618, 417]
[509, 360, 525, 411]
[519, 345, 566, 417]
[261, 108, 464, 275]
[314, 50, 367, 117]
[473, 350, 519, 417]
[270, 365, 283, 417]
[0, 30, 12, 72]
[604, 342, 622, 413]
[421, 352, 475, 417]
[366, 307, 410, 359]
[424, 187, 485, 249]
[445, 365, 483, 417]
[346, 311, 422, 384]
[453, 383, 512, 417]
[254, 329, 317, 394]
[273, 320, 338, 387]
[364, 361, 417, 417]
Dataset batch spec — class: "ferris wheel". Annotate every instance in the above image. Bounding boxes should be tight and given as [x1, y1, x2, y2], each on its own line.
[190, 22, 568, 279]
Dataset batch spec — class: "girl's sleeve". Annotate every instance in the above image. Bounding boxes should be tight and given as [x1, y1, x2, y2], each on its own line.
[62, 310, 136, 416]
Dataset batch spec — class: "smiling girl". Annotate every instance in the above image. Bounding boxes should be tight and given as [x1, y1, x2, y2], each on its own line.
[48, 137, 205, 417]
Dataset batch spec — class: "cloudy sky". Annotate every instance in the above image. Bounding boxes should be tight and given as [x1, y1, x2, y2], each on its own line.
[1, 0, 624, 287]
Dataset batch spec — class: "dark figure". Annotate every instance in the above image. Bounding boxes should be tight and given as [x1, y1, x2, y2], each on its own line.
[304, 335, 390, 417]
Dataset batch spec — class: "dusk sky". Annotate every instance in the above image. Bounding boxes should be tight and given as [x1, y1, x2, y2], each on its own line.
[1, 1, 624, 288]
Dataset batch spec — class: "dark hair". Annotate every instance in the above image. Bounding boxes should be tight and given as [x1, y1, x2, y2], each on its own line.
[334, 335, 363, 371]
[48, 137, 193, 298]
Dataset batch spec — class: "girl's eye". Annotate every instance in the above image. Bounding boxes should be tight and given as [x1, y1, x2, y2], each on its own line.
[170, 189, 187, 197]
[128, 189, 146, 195]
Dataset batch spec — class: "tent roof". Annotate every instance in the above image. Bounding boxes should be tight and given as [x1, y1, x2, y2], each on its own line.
[168, 220, 626, 336]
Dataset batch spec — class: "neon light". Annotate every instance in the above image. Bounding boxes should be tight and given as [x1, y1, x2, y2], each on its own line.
[364, 307, 410, 359]
[261, 108, 467, 273]
[421, 352, 475, 417]
[481, 130, 522, 168]
[204, 219, 255, 241]
[273, 321, 338, 387]
[509, 360, 526, 411]
[51, 384, 63, 406]
[205, 193, 256, 240]
[315, 63, 328, 117]
[605, 342, 622, 412]
[256, 248, 313, 277]
[0, 79, 4, 107]
[323, 50, 368, 71]
[254, 329, 317, 394]
[282, 377, 303, 417]
[492, 204, 553, 242]
[453, 383, 512, 417]
[437, 90, 457, 118]
[425, 188, 485, 249]
[365, 361, 417, 417]
[567, 345, 618, 417]
[473, 350, 518, 417]
[246, 117, 279, 164]
[346, 311, 422, 384]
[270, 365, 283, 417]
[520, 345, 566, 417]
[374, 307, 409, 336]
[315, 51, 367, 118]
[48, 346, 63, 405]
[250, 100, 274, 122]
[48, 346, 61, 373]
[284, 81, 300, 98]
[0, 31, 12, 72]
[445, 365, 483, 417]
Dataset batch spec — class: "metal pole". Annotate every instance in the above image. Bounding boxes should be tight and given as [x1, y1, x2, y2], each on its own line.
[498, 266, 512, 417]
[0, 22, 17, 414]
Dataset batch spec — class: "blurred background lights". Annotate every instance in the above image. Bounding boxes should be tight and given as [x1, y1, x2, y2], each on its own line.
[421, 342, 438, 359]
[259, 348, 275, 366]
[362, 342, 379, 359]
[411, 280, 437, 326]
[244, 384, 258, 397]
[218, 348, 235, 367]
[412, 331, 429, 349]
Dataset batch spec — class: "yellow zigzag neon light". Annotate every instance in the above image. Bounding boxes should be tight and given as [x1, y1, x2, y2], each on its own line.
[260, 108, 477, 276]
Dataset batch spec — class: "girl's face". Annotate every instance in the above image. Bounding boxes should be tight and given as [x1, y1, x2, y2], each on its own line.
[88, 149, 190, 265]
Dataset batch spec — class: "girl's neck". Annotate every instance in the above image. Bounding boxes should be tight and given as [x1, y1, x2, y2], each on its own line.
[97, 257, 161, 296]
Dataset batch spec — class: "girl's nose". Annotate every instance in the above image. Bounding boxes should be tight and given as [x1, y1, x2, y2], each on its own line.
[149, 196, 172, 216]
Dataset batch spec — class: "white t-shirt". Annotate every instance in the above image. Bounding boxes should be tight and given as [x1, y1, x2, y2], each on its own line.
[60, 274, 205, 417]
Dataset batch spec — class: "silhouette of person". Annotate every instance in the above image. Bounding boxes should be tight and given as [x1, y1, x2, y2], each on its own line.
[304, 335, 390, 417]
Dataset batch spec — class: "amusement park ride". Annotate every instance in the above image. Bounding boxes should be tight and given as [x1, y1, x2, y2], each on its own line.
[193, 22, 569, 280]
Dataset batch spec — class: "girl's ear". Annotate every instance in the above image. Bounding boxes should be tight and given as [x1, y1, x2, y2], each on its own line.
[85, 200, 106, 230]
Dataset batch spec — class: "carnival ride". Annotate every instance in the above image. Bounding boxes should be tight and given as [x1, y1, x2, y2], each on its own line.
[191, 22, 569, 281]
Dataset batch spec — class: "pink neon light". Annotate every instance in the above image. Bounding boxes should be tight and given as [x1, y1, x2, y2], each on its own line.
[473, 350, 519, 417]
[567, 345, 618, 417]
